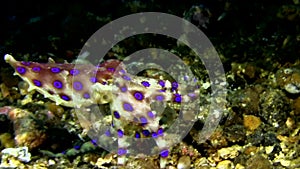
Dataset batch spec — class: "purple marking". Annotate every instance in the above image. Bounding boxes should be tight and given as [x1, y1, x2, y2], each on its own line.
[91, 139, 97, 146]
[113, 111, 120, 119]
[32, 66, 41, 72]
[33, 79, 42, 87]
[69, 69, 80, 76]
[159, 89, 166, 92]
[107, 67, 115, 72]
[117, 129, 124, 138]
[16, 66, 26, 74]
[147, 111, 155, 118]
[152, 132, 158, 138]
[188, 93, 196, 98]
[53, 80, 63, 89]
[133, 117, 139, 123]
[158, 80, 165, 87]
[90, 77, 97, 83]
[122, 75, 131, 81]
[174, 94, 181, 103]
[133, 92, 144, 100]
[155, 95, 164, 101]
[123, 103, 133, 112]
[160, 149, 169, 158]
[142, 130, 150, 136]
[105, 129, 111, 137]
[83, 93, 90, 99]
[119, 69, 126, 74]
[61, 95, 70, 101]
[118, 148, 127, 156]
[74, 145, 80, 150]
[120, 86, 127, 92]
[172, 82, 178, 90]
[21, 61, 30, 66]
[184, 75, 189, 81]
[135, 132, 141, 138]
[50, 67, 60, 73]
[140, 116, 147, 124]
[141, 81, 150, 87]
[73, 81, 83, 91]
[157, 128, 164, 136]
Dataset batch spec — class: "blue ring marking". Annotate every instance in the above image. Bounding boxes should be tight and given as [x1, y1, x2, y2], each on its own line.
[119, 69, 126, 74]
[120, 86, 127, 92]
[141, 81, 150, 87]
[155, 95, 164, 101]
[105, 129, 111, 137]
[160, 149, 169, 158]
[73, 81, 83, 91]
[33, 79, 42, 87]
[158, 80, 165, 87]
[122, 75, 131, 81]
[172, 82, 178, 90]
[123, 103, 133, 112]
[53, 80, 63, 89]
[152, 132, 158, 138]
[188, 93, 196, 98]
[74, 145, 80, 150]
[91, 139, 98, 146]
[90, 77, 97, 83]
[83, 93, 90, 99]
[174, 94, 182, 103]
[69, 69, 80, 76]
[32, 66, 41, 72]
[107, 67, 115, 72]
[50, 67, 60, 73]
[157, 128, 164, 136]
[21, 61, 30, 66]
[118, 148, 127, 156]
[142, 130, 150, 137]
[113, 111, 120, 119]
[16, 66, 26, 74]
[135, 132, 141, 138]
[140, 116, 147, 124]
[61, 95, 70, 101]
[117, 129, 124, 138]
[147, 111, 155, 118]
[133, 92, 144, 100]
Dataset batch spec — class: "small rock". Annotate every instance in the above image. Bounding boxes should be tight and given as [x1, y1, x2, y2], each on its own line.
[245, 155, 271, 169]
[1, 146, 31, 162]
[243, 115, 261, 131]
[217, 145, 241, 159]
[216, 160, 234, 169]
[177, 156, 191, 169]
